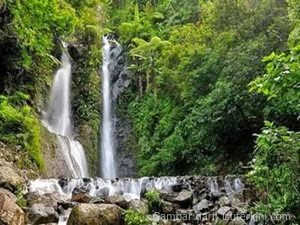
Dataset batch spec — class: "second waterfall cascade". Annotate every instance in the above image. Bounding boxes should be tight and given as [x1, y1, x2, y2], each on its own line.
[100, 37, 119, 179]
[43, 51, 88, 178]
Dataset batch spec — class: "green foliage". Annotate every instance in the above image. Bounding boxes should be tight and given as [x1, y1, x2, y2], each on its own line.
[122, 0, 289, 176]
[124, 209, 151, 225]
[248, 5, 300, 219]
[7, 0, 77, 68]
[16, 186, 27, 209]
[128, 94, 182, 175]
[248, 122, 300, 221]
[249, 46, 300, 116]
[288, 0, 300, 45]
[65, 0, 104, 175]
[0, 93, 44, 169]
[145, 190, 161, 212]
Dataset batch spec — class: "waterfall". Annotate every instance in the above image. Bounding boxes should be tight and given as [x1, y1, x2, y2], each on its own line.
[29, 177, 178, 200]
[101, 36, 117, 179]
[43, 51, 88, 178]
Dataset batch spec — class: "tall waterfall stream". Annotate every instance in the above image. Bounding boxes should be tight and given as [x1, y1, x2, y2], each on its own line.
[100, 37, 118, 179]
[43, 51, 88, 178]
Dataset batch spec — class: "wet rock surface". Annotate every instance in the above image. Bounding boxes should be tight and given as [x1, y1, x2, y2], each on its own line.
[106, 39, 137, 178]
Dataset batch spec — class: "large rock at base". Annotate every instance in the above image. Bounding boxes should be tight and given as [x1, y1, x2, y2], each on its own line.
[71, 192, 91, 203]
[0, 165, 24, 192]
[105, 195, 129, 209]
[0, 190, 25, 225]
[67, 204, 124, 225]
[26, 192, 62, 207]
[228, 218, 246, 225]
[128, 199, 149, 214]
[173, 190, 193, 208]
[161, 200, 174, 214]
[29, 203, 59, 224]
[193, 199, 209, 213]
[217, 206, 232, 219]
[218, 196, 230, 207]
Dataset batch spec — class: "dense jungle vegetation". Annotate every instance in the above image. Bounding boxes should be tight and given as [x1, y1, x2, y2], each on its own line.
[0, 0, 299, 222]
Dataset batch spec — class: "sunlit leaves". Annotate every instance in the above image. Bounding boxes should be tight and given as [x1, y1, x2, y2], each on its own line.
[249, 46, 300, 114]
[248, 122, 300, 218]
[8, 0, 77, 67]
[0, 93, 44, 169]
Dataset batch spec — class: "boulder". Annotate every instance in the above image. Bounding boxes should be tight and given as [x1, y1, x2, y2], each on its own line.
[176, 209, 194, 223]
[173, 190, 193, 208]
[0, 188, 17, 202]
[193, 199, 209, 213]
[89, 197, 105, 204]
[228, 218, 246, 225]
[160, 190, 179, 202]
[128, 199, 149, 214]
[67, 203, 124, 225]
[0, 165, 24, 192]
[218, 196, 230, 207]
[71, 192, 91, 203]
[105, 195, 129, 209]
[26, 192, 63, 208]
[0, 190, 25, 225]
[216, 206, 232, 219]
[29, 203, 59, 224]
[161, 200, 174, 214]
[96, 187, 110, 198]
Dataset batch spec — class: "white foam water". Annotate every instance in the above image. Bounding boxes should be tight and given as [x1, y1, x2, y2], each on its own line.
[29, 177, 177, 200]
[100, 36, 118, 179]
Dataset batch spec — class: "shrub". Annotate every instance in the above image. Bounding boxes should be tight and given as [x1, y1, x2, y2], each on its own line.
[7, 0, 77, 68]
[0, 93, 44, 170]
[145, 190, 161, 213]
[248, 121, 300, 222]
[124, 209, 151, 225]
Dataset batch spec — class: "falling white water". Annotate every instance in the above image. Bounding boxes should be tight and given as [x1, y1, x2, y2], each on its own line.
[101, 36, 117, 179]
[28, 177, 178, 200]
[43, 51, 88, 178]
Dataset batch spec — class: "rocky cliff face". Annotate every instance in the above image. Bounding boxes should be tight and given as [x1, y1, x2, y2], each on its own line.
[109, 41, 137, 178]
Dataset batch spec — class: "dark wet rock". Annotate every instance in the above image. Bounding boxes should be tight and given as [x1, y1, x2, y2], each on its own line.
[161, 200, 174, 214]
[217, 206, 232, 218]
[29, 203, 59, 224]
[26, 192, 62, 207]
[105, 195, 129, 209]
[58, 178, 69, 189]
[228, 218, 247, 225]
[96, 187, 110, 198]
[193, 199, 209, 213]
[160, 190, 179, 202]
[173, 190, 193, 208]
[71, 191, 91, 203]
[89, 197, 105, 204]
[218, 196, 230, 207]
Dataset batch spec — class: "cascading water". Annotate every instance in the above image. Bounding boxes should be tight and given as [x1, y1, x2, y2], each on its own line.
[29, 177, 177, 200]
[101, 36, 117, 179]
[27, 176, 245, 225]
[43, 51, 88, 178]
